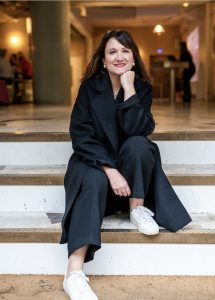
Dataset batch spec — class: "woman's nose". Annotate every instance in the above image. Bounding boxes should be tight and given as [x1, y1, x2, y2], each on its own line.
[116, 52, 123, 61]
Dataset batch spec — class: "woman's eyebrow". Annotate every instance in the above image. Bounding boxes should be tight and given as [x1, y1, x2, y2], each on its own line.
[107, 48, 117, 51]
[107, 47, 129, 51]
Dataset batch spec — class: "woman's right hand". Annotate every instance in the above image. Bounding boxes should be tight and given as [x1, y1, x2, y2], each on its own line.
[102, 167, 131, 197]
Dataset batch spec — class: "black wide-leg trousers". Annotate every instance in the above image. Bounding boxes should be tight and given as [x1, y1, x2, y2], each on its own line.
[67, 136, 155, 262]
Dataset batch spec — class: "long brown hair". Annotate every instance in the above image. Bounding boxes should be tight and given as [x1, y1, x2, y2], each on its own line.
[82, 30, 152, 84]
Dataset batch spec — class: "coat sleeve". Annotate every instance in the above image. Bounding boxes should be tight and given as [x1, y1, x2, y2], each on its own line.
[116, 83, 155, 137]
[70, 83, 116, 170]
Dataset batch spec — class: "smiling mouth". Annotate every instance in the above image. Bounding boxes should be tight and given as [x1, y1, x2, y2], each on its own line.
[114, 64, 126, 67]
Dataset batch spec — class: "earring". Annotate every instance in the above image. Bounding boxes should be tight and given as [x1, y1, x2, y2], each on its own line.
[132, 62, 135, 67]
[103, 64, 106, 69]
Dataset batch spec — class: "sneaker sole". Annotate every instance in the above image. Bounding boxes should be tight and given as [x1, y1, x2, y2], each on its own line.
[63, 280, 99, 300]
[63, 281, 72, 299]
[130, 216, 159, 235]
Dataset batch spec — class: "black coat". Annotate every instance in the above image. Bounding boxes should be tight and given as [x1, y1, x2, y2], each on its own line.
[60, 73, 191, 244]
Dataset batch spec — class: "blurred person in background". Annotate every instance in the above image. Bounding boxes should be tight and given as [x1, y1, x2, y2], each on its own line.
[0, 49, 13, 85]
[10, 53, 22, 102]
[17, 52, 32, 80]
[179, 41, 196, 103]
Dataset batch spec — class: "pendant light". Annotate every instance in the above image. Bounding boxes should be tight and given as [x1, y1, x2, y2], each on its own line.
[153, 24, 165, 36]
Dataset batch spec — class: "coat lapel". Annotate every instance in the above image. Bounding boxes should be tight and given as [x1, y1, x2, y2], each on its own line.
[87, 73, 149, 153]
[89, 73, 119, 153]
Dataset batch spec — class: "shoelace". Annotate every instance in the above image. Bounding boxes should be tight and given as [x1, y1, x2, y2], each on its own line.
[67, 272, 90, 292]
[135, 205, 155, 220]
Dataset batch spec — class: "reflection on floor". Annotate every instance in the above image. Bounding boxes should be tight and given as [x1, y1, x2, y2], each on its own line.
[0, 99, 215, 134]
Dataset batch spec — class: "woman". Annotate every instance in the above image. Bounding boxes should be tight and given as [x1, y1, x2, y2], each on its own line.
[60, 30, 191, 300]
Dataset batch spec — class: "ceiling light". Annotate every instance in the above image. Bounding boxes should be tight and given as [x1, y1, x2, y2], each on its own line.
[8, 34, 22, 48]
[153, 24, 165, 36]
[10, 36, 19, 45]
[183, 2, 189, 8]
[80, 6, 87, 17]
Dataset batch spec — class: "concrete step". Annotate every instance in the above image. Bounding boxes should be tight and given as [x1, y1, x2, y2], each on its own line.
[1, 141, 215, 165]
[0, 212, 214, 275]
[1, 131, 215, 142]
[1, 184, 214, 213]
[0, 132, 215, 165]
[0, 165, 215, 213]
[0, 212, 214, 244]
[0, 164, 215, 185]
[0, 141, 215, 165]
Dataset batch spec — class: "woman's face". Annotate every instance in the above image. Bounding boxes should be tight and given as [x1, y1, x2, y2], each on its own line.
[103, 37, 134, 77]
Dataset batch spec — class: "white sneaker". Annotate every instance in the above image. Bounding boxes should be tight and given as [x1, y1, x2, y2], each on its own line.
[130, 205, 159, 235]
[63, 270, 98, 300]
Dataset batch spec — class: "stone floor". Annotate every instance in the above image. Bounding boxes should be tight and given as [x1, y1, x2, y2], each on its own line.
[0, 98, 215, 134]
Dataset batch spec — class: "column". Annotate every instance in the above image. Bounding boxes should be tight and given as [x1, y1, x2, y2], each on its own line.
[30, 1, 71, 104]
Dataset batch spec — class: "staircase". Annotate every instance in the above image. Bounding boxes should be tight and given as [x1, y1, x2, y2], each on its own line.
[0, 131, 215, 275]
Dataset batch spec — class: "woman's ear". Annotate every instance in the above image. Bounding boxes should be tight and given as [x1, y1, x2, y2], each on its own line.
[102, 58, 107, 69]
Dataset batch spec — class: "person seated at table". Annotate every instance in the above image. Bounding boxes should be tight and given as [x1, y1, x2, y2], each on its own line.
[17, 52, 33, 80]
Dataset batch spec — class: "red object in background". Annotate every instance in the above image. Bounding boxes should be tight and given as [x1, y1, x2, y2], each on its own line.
[0, 79, 9, 104]
[20, 59, 32, 78]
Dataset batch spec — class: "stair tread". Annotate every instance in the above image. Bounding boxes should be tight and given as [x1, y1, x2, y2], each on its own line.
[0, 212, 214, 244]
[0, 211, 214, 230]
[0, 165, 215, 186]
[1, 131, 215, 141]
[1, 164, 215, 176]
[0, 165, 66, 175]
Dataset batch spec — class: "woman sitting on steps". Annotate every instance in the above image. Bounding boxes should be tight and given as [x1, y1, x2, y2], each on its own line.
[60, 30, 192, 300]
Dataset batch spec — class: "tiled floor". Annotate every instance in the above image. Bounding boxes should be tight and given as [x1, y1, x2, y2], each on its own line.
[0, 99, 215, 134]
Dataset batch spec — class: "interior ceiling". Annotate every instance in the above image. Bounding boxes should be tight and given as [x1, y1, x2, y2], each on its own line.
[0, 1, 29, 24]
[0, 0, 210, 27]
[71, 1, 209, 27]
[72, 6, 186, 27]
